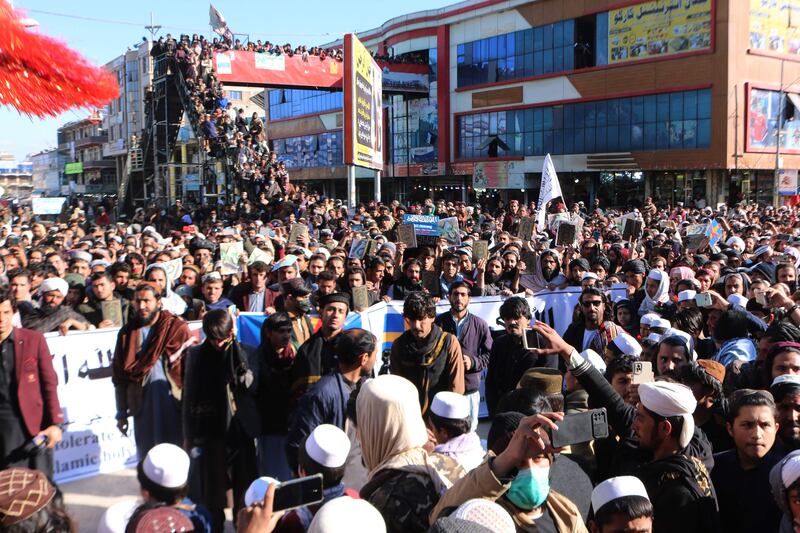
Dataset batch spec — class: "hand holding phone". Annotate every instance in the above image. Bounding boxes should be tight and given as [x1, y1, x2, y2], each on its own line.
[632, 361, 655, 384]
[245, 474, 323, 512]
[549, 409, 609, 448]
[694, 292, 713, 308]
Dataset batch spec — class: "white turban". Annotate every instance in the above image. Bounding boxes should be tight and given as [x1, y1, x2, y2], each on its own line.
[40, 277, 69, 298]
[639, 381, 696, 448]
[611, 332, 642, 358]
[726, 236, 745, 252]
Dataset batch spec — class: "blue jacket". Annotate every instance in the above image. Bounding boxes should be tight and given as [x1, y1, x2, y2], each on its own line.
[435, 311, 492, 393]
[285, 372, 354, 471]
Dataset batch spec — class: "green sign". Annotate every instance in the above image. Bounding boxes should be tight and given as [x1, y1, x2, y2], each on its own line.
[64, 162, 83, 175]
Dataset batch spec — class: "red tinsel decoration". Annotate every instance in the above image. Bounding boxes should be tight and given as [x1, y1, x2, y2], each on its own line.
[0, 1, 119, 117]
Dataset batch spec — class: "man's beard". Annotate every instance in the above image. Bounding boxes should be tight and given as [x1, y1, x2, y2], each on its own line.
[134, 309, 159, 327]
[485, 272, 501, 284]
[40, 303, 60, 316]
[780, 424, 800, 450]
[542, 266, 556, 280]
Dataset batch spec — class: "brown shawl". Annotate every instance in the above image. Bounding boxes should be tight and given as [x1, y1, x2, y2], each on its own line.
[112, 310, 192, 387]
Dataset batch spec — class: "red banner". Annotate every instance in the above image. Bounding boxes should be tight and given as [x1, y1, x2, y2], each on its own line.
[212, 51, 428, 92]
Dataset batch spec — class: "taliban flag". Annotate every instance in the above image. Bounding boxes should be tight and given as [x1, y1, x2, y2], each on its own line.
[536, 153, 563, 229]
[209, 4, 229, 36]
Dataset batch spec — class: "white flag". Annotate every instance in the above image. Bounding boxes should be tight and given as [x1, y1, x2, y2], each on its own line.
[536, 153, 563, 229]
[209, 4, 228, 36]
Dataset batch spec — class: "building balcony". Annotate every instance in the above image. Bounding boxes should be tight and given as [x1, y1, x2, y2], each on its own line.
[81, 159, 116, 170]
[74, 135, 108, 149]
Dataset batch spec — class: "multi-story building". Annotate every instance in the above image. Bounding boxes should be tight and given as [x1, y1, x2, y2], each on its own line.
[57, 113, 116, 195]
[0, 152, 33, 198]
[30, 148, 60, 196]
[103, 41, 152, 191]
[267, 0, 800, 207]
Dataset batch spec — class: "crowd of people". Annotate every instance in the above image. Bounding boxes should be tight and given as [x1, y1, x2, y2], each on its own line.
[1, 191, 800, 533]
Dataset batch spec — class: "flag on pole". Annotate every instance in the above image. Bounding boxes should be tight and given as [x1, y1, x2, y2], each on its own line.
[209, 4, 228, 36]
[536, 154, 563, 229]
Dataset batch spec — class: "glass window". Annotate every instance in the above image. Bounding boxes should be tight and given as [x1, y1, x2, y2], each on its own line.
[657, 94, 670, 122]
[697, 90, 712, 119]
[670, 92, 684, 121]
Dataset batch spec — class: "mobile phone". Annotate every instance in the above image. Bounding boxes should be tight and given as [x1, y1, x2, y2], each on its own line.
[632, 361, 655, 384]
[523, 329, 541, 350]
[550, 409, 609, 448]
[245, 474, 324, 511]
[694, 292, 713, 308]
[273, 474, 324, 512]
[755, 290, 768, 306]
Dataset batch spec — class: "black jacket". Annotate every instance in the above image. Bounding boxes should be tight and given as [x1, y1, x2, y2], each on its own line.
[485, 333, 558, 417]
[571, 357, 715, 480]
[182, 340, 260, 444]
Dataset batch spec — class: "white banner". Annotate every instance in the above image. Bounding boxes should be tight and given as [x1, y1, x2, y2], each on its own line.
[47, 322, 203, 484]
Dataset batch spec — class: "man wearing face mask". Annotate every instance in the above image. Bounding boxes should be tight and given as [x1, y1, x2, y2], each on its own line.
[485, 297, 558, 417]
[285, 328, 377, 472]
[276, 278, 315, 351]
[182, 309, 259, 532]
[431, 410, 585, 531]
[112, 283, 196, 460]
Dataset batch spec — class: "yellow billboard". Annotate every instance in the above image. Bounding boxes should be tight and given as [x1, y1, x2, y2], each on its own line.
[749, 0, 800, 56]
[344, 33, 384, 171]
[608, 0, 713, 64]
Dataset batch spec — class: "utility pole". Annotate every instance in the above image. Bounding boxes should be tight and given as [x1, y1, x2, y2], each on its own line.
[145, 12, 161, 41]
[774, 59, 784, 208]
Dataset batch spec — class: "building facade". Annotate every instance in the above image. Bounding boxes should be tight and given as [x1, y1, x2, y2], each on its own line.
[102, 41, 153, 193]
[30, 148, 60, 196]
[57, 113, 116, 195]
[266, 0, 800, 208]
[0, 152, 33, 198]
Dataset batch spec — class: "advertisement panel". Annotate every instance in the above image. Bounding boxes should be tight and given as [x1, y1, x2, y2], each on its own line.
[779, 169, 799, 196]
[749, 0, 800, 55]
[64, 162, 83, 175]
[473, 161, 524, 189]
[746, 86, 800, 154]
[608, 0, 713, 64]
[344, 33, 384, 171]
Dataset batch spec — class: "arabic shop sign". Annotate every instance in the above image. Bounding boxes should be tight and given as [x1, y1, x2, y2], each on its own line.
[608, 0, 713, 64]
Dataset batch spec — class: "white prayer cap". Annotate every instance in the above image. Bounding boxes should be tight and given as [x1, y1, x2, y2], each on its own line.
[96, 499, 140, 533]
[754, 245, 773, 258]
[40, 277, 69, 298]
[641, 313, 660, 327]
[451, 499, 515, 533]
[782, 455, 800, 488]
[581, 272, 599, 281]
[90, 259, 110, 269]
[677, 290, 696, 302]
[611, 332, 642, 358]
[645, 332, 663, 343]
[70, 250, 92, 263]
[639, 382, 696, 448]
[651, 318, 671, 330]
[591, 476, 650, 514]
[726, 236, 745, 251]
[771, 374, 800, 390]
[305, 424, 351, 469]
[431, 391, 470, 420]
[142, 444, 190, 489]
[662, 330, 696, 361]
[580, 349, 607, 374]
[244, 476, 278, 507]
[727, 293, 749, 307]
[309, 496, 386, 533]
[647, 269, 664, 281]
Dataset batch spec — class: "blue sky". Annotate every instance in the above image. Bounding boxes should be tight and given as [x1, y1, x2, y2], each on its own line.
[2, 0, 452, 161]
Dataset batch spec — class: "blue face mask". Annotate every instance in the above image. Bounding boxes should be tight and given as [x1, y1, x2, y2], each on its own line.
[506, 466, 550, 511]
